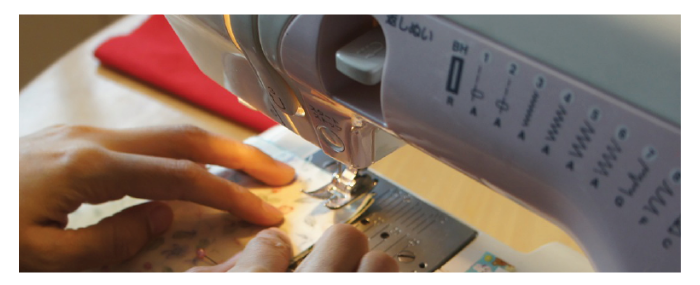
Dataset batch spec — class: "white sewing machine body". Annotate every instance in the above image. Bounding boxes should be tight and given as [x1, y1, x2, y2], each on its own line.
[166, 15, 680, 272]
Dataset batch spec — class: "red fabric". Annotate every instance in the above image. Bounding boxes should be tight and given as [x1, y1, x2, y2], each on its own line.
[94, 15, 277, 132]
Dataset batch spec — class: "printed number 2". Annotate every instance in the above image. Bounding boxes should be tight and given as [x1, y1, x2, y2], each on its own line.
[509, 63, 517, 75]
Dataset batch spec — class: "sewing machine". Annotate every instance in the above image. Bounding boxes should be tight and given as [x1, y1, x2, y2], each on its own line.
[165, 15, 680, 272]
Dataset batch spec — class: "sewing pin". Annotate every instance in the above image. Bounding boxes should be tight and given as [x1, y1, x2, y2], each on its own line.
[196, 248, 218, 265]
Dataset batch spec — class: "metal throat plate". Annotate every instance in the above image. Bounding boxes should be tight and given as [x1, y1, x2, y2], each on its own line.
[307, 150, 478, 272]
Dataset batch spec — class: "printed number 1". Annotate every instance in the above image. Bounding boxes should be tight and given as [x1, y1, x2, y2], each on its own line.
[535, 76, 545, 89]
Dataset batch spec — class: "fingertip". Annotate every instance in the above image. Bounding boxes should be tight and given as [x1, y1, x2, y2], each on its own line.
[147, 202, 173, 235]
[229, 227, 292, 272]
[296, 224, 370, 272]
[257, 227, 291, 246]
[237, 144, 296, 186]
[358, 251, 399, 272]
[229, 199, 285, 227]
[269, 161, 297, 186]
[324, 224, 369, 249]
[260, 203, 285, 225]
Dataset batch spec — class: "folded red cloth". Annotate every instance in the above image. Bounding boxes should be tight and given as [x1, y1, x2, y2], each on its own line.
[94, 15, 277, 132]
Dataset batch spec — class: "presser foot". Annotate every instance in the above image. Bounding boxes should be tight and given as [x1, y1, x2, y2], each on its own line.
[303, 164, 377, 209]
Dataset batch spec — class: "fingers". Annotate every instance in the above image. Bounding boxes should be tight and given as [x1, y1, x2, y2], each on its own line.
[295, 225, 398, 272]
[357, 251, 399, 272]
[92, 125, 295, 186]
[48, 202, 173, 271]
[76, 151, 284, 226]
[188, 225, 399, 273]
[228, 228, 292, 272]
[296, 224, 369, 272]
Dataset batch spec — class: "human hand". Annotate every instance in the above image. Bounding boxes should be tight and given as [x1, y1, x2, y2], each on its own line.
[19, 125, 295, 271]
[187, 224, 399, 272]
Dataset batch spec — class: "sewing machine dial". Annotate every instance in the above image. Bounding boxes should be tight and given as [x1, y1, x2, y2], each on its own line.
[375, 15, 680, 271]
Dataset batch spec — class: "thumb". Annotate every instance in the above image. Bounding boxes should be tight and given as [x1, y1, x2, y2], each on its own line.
[229, 228, 292, 272]
[57, 202, 173, 271]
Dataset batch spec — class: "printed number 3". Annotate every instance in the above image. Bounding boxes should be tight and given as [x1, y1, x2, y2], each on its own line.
[617, 126, 629, 141]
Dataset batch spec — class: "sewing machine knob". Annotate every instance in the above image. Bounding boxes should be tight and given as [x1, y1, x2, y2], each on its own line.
[318, 126, 345, 152]
[336, 26, 386, 85]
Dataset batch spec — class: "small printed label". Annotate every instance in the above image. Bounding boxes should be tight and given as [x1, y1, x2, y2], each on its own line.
[466, 252, 516, 272]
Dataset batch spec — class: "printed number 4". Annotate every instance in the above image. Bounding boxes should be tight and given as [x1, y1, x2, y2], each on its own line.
[563, 93, 572, 103]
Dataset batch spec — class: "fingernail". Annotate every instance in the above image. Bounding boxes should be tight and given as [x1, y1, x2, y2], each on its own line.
[277, 160, 295, 171]
[148, 204, 173, 235]
[262, 202, 284, 221]
[258, 227, 291, 245]
[275, 161, 296, 183]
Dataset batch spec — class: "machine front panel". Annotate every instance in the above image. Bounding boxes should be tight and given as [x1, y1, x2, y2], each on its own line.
[375, 15, 680, 271]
